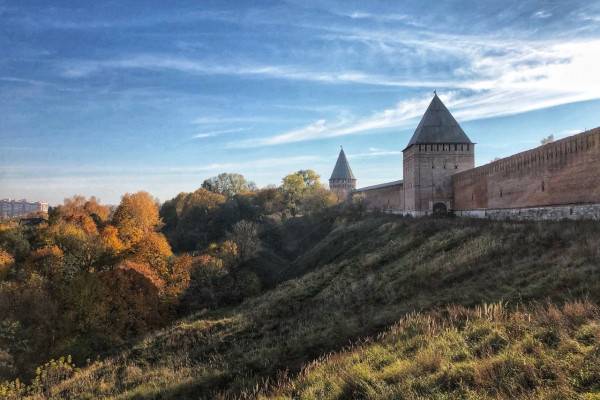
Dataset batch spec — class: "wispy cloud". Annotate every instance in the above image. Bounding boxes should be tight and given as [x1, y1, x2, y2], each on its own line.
[60, 55, 478, 89]
[1, 155, 321, 179]
[7, 9, 235, 31]
[348, 148, 403, 158]
[228, 95, 430, 147]
[532, 10, 552, 19]
[225, 35, 600, 147]
[192, 116, 275, 125]
[192, 128, 246, 139]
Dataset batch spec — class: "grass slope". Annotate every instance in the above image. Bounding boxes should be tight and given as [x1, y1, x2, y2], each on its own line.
[15, 216, 600, 399]
[264, 302, 600, 399]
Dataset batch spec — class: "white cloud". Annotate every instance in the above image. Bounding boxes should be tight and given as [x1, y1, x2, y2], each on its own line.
[532, 10, 552, 19]
[1, 155, 321, 178]
[192, 128, 246, 139]
[60, 55, 477, 89]
[191, 116, 276, 125]
[348, 149, 403, 158]
[54, 22, 600, 150]
[227, 36, 600, 147]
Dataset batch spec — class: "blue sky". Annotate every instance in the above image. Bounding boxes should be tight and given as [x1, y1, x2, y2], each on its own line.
[2, 0, 600, 205]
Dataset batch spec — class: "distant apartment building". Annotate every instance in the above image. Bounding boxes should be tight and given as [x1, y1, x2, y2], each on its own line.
[0, 199, 49, 219]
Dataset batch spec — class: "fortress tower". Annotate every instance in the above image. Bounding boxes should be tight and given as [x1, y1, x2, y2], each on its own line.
[329, 147, 356, 201]
[402, 94, 474, 214]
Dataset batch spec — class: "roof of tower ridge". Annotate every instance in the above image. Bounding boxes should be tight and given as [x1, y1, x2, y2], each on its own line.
[404, 94, 472, 150]
[329, 148, 356, 180]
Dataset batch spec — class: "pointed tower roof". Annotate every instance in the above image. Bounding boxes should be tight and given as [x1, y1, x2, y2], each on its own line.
[404, 94, 472, 150]
[329, 147, 355, 180]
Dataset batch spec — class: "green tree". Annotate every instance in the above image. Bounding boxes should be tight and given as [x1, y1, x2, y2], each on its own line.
[281, 170, 324, 216]
[296, 169, 321, 187]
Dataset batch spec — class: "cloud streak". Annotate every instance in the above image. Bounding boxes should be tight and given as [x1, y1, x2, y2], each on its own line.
[226, 36, 600, 147]
[1, 156, 321, 179]
[192, 128, 246, 139]
[60, 55, 473, 89]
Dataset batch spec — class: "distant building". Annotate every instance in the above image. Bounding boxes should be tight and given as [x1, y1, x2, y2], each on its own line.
[0, 199, 49, 219]
[328, 147, 356, 201]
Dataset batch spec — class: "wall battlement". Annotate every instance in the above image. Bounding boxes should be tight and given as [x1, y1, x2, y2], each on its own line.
[452, 127, 600, 211]
[454, 127, 600, 182]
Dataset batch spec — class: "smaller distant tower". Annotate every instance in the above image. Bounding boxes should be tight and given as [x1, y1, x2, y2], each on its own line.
[329, 147, 357, 201]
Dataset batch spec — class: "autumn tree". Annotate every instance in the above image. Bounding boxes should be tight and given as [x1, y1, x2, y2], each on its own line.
[227, 220, 260, 264]
[129, 231, 173, 278]
[281, 170, 327, 216]
[182, 254, 227, 310]
[97, 263, 164, 337]
[0, 249, 14, 280]
[163, 254, 194, 303]
[202, 173, 256, 198]
[301, 186, 337, 214]
[112, 192, 160, 247]
[24, 246, 64, 282]
[160, 188, 226, 252]
[296, 169, 321, 187]
[52, 196, 110, 235]
[255, 187, 285, 215]
[99, 225, 124, 255]
[0, 222, 30, 261]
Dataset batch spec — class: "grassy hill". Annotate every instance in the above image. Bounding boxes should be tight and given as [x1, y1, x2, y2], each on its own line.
[8, 215, 600, 399]
[264, 301, 600, 399]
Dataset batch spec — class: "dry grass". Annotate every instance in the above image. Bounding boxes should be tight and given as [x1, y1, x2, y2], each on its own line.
[263, 302, 600, 400]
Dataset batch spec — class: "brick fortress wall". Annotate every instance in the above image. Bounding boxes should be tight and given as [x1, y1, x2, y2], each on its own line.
[354, 181, 404, 211]
[452, 127, 600, 211]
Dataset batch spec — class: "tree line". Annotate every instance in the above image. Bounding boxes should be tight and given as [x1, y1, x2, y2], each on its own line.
[0, 169, 343, 385]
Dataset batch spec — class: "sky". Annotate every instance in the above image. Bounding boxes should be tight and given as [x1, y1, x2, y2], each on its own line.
[2, 0, 600, 205]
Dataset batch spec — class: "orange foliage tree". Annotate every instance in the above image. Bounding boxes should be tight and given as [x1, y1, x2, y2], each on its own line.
[128, 232, 173, 277]
[163, 254, 194, 302]
[99, 225, 125, 255]
[98, 262, 164, 337]
[112, 191, 160, 247]
[0, 249, 14, 280]
[53, 196, 110, 235]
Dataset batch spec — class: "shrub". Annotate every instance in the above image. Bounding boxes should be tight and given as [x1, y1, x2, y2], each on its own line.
[30, 356, 77, 398]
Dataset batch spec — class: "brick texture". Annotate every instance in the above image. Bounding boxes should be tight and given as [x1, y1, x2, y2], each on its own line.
[453, 128, 600, 210]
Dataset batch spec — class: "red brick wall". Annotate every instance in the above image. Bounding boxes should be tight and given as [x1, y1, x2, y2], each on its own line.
[356, 184, 404, 210]
[452, 128, 600, 210]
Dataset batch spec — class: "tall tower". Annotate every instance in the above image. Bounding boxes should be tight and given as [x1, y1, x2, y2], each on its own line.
[329, 147, 357, 201]
[403, 94, 474, 214]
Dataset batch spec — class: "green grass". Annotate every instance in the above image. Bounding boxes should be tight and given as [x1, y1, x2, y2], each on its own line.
[8, 216, 600, 399]
[263, 301, 600, 400]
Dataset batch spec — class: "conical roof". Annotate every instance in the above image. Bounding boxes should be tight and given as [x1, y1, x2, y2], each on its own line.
[404, 94, 472, 150]
[329, 148, 355, 180]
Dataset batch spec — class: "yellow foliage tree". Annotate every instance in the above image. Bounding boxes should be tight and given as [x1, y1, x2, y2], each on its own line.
[163, 254, 194, 301]
[0, 249, 14, 280]
[129, 232, 173, 278]
[112, 192, 160, 247]
[100, 225, 125, 254]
